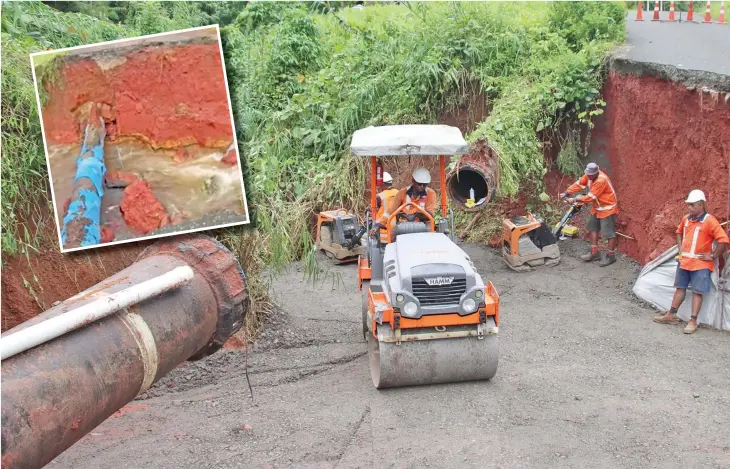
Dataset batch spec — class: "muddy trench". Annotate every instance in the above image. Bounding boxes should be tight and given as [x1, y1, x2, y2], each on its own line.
[41, 30, 247, 249]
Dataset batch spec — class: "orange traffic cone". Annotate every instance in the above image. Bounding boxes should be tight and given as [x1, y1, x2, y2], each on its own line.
[652, 0, 661, 20]
[668, 1, 676, 20]
[719, 1, 727, 23]
[687, 1, 695, 21]
[704, 0, 713, 22]
[636, 0, 645, 20]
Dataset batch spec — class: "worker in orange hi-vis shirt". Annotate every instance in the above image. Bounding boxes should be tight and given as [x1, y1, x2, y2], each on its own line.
[374, 172, 399, 244]
[370, 167, 437, 241]
[654, 189, 729, 334]
[559, 162, 619, 267]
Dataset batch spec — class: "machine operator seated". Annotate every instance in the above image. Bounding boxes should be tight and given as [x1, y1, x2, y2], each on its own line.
[370, 167, 437, 241]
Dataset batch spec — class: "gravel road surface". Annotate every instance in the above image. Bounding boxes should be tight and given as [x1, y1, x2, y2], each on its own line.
[49, 240, 730, 469]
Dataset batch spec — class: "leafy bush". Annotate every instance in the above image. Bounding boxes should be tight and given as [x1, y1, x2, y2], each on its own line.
[549, 1, 626, 51]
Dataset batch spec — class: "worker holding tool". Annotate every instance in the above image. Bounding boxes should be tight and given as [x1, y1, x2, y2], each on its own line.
[653, 190, 729, 334]
[370, 167, 437, 239]
[374, 172, 399, 243]
[559, 162, 619, 266]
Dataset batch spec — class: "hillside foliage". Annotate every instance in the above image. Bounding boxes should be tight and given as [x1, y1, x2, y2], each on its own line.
[2, 1, 625, 269]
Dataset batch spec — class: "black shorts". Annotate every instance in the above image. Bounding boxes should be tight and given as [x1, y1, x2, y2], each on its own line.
[586, 213, 616, 239]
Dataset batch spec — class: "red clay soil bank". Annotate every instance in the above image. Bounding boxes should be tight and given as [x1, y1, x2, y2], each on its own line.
[0, 221, 148, 332]
[120, 179, 170, 234]
[41, 43, 233, 149]
[601, 72, 730, 263]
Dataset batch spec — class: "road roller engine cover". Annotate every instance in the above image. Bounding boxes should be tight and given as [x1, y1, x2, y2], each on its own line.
[351, 124, 500, 389]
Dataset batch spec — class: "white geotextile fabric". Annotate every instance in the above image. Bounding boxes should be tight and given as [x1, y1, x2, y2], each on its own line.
[350, 125, 468, 157]
[633, 245, 730, 331]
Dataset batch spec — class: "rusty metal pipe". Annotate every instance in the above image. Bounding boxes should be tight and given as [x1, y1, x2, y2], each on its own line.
[446, 141, 500, 212]
[1, 235, 247, 469]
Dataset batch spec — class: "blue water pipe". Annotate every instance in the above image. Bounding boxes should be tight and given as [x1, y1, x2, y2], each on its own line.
[61, 112, 106, 248]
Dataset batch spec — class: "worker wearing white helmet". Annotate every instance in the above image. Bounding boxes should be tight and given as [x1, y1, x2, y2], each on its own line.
[653, 189, 728, 334]
[371, 167, 437, 240]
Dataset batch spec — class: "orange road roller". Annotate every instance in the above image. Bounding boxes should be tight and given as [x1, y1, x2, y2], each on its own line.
[351, 124, 500, 389]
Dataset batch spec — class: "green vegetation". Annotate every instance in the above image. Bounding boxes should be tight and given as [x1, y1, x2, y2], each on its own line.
[224, 1, 625, 260]
[1, 1, 625, 333]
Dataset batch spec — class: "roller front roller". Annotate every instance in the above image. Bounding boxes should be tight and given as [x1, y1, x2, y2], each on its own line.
[368, 319, 499, 389]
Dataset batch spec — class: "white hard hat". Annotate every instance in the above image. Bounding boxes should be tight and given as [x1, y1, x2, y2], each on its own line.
[382, 172, 393, 184]
[685, 189, 706, 203]
[412, 167, 431, 184]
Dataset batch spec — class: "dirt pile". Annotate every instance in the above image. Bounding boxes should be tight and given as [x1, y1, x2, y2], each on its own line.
[601, 72, 730, 263]
[41, 42, 233, 149]
[119, 179, 170, 234]
[1, 220, 148, 332]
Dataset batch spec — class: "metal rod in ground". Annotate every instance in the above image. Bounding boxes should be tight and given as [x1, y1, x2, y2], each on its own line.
[0, 235, 248, 469]
[61, 103, 107, 249]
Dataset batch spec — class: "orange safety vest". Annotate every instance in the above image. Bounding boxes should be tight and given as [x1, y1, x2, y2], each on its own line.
[676, 213, 730, 272]
[376, 187, 399, 243]
[376, 187, 399, 221]
[567, 170, 618, 218]
[378, 186, 437, 243]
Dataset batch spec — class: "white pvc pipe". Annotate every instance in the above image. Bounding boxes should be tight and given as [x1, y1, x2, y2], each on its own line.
[0, 266, 195, 361]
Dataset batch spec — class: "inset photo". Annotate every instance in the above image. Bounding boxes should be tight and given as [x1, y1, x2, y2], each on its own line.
[31, 25, 249, 253]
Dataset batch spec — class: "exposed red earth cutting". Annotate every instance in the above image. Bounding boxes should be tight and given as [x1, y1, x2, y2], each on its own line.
[601, 72, 730, 263]
[41, 43, 234, 149]
[119, 180, 169, 234]
[1, 212, 148, 332]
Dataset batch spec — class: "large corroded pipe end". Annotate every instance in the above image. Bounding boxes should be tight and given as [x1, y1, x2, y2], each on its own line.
[1, 235, 248, 469]
[137, 234, 248, 360]
[446, 141, 500, 212]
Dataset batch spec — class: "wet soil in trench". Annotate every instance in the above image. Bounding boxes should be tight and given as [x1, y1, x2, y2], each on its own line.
[50, 139, 247, 244]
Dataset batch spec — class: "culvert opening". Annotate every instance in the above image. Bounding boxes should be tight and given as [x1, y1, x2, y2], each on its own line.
[447, 166, 494, 210]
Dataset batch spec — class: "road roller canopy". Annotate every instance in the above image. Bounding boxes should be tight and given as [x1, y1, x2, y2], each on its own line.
[350, 125, 468, 157]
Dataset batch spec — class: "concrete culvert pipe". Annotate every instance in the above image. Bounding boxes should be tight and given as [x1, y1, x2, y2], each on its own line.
[445, 141, 499, 212]
[0, 235, 247, 469]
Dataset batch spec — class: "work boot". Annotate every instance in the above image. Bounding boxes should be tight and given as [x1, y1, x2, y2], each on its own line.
[580, 246, 600, 262]
[684, 316, 698, 334]
[653, 312, 680, 324]
[599, 252, 616, 267]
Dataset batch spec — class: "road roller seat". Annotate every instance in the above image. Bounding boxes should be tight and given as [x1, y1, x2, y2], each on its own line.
[394, 221, 428, 238]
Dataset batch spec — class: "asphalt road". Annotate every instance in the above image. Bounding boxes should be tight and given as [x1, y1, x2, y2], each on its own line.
[619, 10, 730, 76]
[50, 241, 730, 469]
